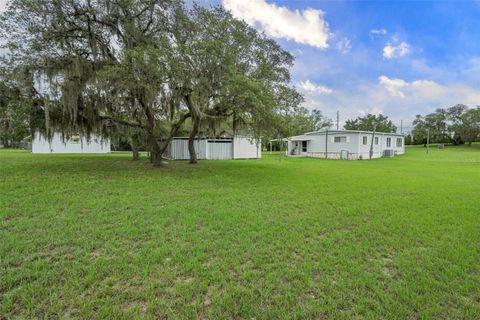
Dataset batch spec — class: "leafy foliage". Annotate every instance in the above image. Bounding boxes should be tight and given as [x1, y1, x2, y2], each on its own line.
[0, 76, 30, 147]
[411, 104, 480, 145]
[449, 107, 480, 146]
[0, 0, 302, 165]
[344, 114, 397, 133]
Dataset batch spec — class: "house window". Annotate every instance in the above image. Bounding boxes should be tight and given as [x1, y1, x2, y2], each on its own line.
[302, 141, 307, 152]
[362, 136, 368, 145]
[334, 136, 347, 143]
[69, 134, 80, 144]
[396, 138, 403, 147]
[375, 137, 379, 145]
[386, 137, 391, 148]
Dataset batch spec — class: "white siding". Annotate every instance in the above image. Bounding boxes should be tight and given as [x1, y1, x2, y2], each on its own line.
[32, 132, 110, 154]
[358, 134, 384, 159]
[233, 136, 261, 159]
[305, 132, 360, 158]
[391, 135, 405, 155]
[306, 135, 325, 153]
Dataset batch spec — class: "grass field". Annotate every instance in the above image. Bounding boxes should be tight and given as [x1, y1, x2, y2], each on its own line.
[1, 145, 480, 319]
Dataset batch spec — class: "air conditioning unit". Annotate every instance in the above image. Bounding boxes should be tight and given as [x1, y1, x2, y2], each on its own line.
[383, 149, 395, 157]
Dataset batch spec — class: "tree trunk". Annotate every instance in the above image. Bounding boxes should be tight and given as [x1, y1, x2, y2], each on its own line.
[2, 139, 10, 148]
[188, 118, 199, 164]
[131, 148, 140, 161]
[148, 131, 162, 166]
[184, 94, 200, 164]
[138, 97, 162, 166]
[130, 135, 140, 161]
[369, 126, 376, 160]
[158, 112, 191, 156]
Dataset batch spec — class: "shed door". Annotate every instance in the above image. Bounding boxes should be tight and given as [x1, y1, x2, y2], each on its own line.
[207, 140, 232, 160]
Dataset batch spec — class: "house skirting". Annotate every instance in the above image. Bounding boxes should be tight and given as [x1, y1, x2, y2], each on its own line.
[288, 151, 385, 160]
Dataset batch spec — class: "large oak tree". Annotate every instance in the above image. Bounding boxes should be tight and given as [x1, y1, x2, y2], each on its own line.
[0, 0, 302, 165]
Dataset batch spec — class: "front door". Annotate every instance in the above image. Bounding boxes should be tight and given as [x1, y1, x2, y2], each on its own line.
[301, 141, 307, 153]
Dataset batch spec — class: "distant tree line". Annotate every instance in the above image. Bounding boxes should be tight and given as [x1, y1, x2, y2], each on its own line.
[411, 105, 480, 146]
[343, 109, 480, 147]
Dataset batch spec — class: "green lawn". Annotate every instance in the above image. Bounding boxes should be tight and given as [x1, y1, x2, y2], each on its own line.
[1, 145, 480, 319]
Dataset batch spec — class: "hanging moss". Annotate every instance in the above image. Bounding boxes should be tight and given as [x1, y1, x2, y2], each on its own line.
[43, 94, 50, 137]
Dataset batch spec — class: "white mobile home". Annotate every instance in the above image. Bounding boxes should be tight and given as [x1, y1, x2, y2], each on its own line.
[164, 135, 261, 160]
[32, 132, 111, 154]
[287, 129, 404, 160]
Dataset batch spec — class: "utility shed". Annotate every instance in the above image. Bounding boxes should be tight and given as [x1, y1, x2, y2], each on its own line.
[32, 132, 111, 154]
[164, 135, 261, 160]
[286, 129, 404, 160]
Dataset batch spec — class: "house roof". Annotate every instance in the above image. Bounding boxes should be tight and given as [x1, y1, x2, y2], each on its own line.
[286, 129, 404, 140]
[289, 135, 312, 141]
[303, 129, 404, 137]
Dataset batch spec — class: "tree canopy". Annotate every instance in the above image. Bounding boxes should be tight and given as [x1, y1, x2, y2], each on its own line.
[344, 114, 397, 133]
[0, 0, 303, 164]
[412, 105, 480, 145]
[285, 107, 332, 136]
[0, 73, 30, 147]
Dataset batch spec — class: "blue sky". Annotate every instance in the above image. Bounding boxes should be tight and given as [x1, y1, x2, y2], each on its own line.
[218, 0, 480, 130]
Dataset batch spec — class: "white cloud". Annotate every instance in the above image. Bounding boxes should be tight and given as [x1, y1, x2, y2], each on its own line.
[383, 42, 410, 59]
[378, 75, 450, 99]
[374, 76, 480, 127]
[378, 75, 408, 97]
[0, 0, 7, 13]
[222, 0, 331, 49]
[297, 80, 333, 94]
[370, 29, 387, 35]
[461, 58, 480, 84]
[335, 38, 351, 54]
[297, 75, 480, 129]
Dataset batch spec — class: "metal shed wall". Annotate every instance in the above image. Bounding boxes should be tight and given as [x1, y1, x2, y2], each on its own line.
[168, 139, 207, 160]
[207, 140, 233, 160]
[32, 132, 111, 154]
[167, 137, 260, 160]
